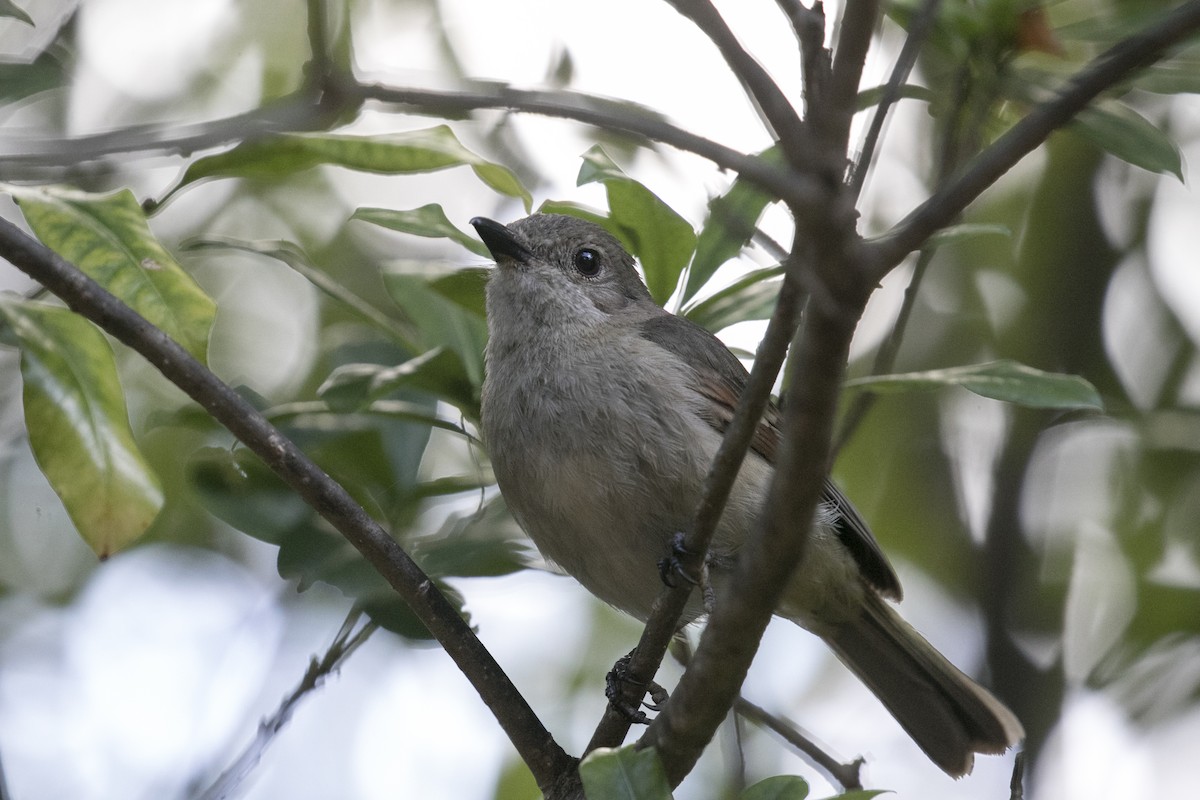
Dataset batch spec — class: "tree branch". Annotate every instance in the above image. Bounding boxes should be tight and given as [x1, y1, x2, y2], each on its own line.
[661, 0, 811, 169]
[833, 244, 935, 454]
[358, 82, 819, 208]
[826, 0, 881, 156]
[734, 697, 863, 791]
[0, 92, 333, 179]
[0, 218, 579, 798]
[587, 255, 808, 753]
[643, 226, 870, 785]
[190, 609, 378, 800]
[0, 742, 10, 800]
[848, 0, 943, 198]
[0, 0, 355, 181]
[869, 0, 1200, 278]
[1, 79, 821, 212]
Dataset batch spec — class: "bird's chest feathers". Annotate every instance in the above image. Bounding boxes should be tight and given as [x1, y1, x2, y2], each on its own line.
[483, 323, 714, 558]
[485, 327, 701, 481]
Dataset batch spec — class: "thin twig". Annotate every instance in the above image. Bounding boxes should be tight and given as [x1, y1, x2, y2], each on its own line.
[359, 82, 818, 209]
[734, 697, 864, 791]
[661, 0, 810, 169]
[833, 244, 935, 454]
[670, 637, 863, 791]
[870, 0, 1200, 277]
[0, 218, 578, 797]
[303, 0, 332, 89]
[849, 0, 944, 198]
[0, 92, 332, 177]
[1010, 750, 1026, 800]
[0, 743, 10, 800]
[190, 609, 378, 800]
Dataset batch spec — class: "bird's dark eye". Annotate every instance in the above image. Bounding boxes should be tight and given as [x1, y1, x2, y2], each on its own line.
[573, 247, 601, 277]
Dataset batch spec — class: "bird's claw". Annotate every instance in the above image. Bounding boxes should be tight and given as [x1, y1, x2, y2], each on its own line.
[657, 532, 717, 614]
[605, 652, 670, 724]
[657, 531, 701, 588]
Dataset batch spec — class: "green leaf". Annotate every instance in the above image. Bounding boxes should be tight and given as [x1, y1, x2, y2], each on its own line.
[0, 0, 33, 26]
[686, 146, 782, 302]
[189, 446, 309, 546]
[0, 298, 164, 557]
[411, 501, 526, 579]
[189, 397, 450, 640]
[319, 347, 477, 417]
[353, 204, 490, 257]
[182, 236, 417, 348]
[844, 359, 1104, 410]
[491, 758, 540, 800]
[579, 746, 672, 800]
[578, 145, 696, 305]
[537, 199, 611, 228]
[174, 126, 532, 208]
[265, 399, 476, 441]
[0, 49, 67, 104]
[926, 223, 1012, 248]
[1072, 101, 1183, 180]
[823, 791, 889, 800]
[273, 518, 468, 640]
[428, 268, 489, 319]
[1135, 62, 1200, 95]
[382, 263, 489, 400]
[740, 775, 809, 800]
[855, 82, 936, 111]
[683, 267, 782, 332]
[6, 185, 215, 363]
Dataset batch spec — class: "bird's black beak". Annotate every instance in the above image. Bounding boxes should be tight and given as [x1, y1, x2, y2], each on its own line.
[470, 217, 532, 264]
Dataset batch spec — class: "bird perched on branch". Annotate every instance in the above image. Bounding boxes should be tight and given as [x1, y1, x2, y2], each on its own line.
[471, 212, 1023, 777]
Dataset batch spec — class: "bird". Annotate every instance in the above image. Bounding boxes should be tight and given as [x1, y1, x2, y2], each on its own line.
[470, 212, 1023, 777]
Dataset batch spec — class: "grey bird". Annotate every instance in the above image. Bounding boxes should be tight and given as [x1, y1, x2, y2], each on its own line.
[470, 212, 1023, 777]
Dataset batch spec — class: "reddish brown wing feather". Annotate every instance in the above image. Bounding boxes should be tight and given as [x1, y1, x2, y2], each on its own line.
[639, 312, 902, 600]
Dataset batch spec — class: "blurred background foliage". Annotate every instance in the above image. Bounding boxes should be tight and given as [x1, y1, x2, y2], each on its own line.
[0, 0, 1199, 798]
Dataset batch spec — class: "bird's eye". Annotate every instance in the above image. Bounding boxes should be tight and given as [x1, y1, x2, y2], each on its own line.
[573, 247, 601, 277]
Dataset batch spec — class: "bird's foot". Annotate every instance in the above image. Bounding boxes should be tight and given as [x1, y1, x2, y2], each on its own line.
[605, 652, 670, 724]
[657, 532, 716, 613]
[658, 532, 700, 587]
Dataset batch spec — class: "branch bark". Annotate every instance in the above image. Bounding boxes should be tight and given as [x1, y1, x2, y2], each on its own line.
[587, 252, 808, 753]
[869, 0, 1200, 278]
[0, 217, 579, 799]
[644, 235, 870, 784]
[359, 82, 819, 208]
[660, 0, 811, 169]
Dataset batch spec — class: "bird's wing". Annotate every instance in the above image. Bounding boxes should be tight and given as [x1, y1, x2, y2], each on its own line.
[638, 312, 902, 600]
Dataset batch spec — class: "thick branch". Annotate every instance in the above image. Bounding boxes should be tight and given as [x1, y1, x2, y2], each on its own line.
[643, 230, 868, 785]
[826, 0, 881, 155]
[0, 218, 578, 797]
[587, 255, 807, 752]
[869, 0, 1200, 278]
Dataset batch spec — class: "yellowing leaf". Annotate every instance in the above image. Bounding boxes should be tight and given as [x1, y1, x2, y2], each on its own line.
[0, 298, 164, 556]
[7, 185, 215, 363]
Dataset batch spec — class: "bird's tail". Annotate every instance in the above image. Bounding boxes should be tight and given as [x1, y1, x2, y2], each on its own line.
[822, 593, 1024, 777]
